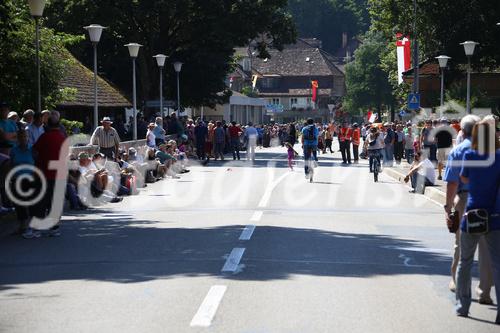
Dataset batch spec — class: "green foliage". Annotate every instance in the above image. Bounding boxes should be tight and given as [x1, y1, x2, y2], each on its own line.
[60, 118, 83, 135]
[0, 0, 83, 112]
[240, 86, 258, 98]
[45, 87, 78, 110]
[445, 82, 493, 109]
[44, 0, 297, 108]
[288, 0, 369, 54]
[369, 0, 500, 70]
[343, 31, 394, 114]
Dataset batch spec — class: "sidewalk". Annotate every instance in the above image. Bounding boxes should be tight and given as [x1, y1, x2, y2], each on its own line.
[383, 162, 446, 206]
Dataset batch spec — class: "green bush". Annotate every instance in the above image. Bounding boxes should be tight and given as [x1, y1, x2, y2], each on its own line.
[60, 118, 83, 135]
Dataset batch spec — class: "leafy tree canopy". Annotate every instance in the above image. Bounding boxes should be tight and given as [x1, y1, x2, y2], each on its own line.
[369, 0, 500, 70]
[0, 0, 81, 111]
[288, 0, 369, 54]
[44, 0, 297, 108]
[343, 31, 394, 114]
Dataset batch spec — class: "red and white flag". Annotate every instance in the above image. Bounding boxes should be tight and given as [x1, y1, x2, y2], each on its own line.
[396, 34, 411, 84]
[311, 80, 319, 103]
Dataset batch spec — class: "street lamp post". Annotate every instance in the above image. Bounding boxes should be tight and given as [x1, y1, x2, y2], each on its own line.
[27, 0, 46, 114]
[306, 57, 312, 109]
[153, 54, 167, 118]
[84, 24, 106, 131]
[125, 43, 142, 141]
[435, 55, 451, 107]
[461, 41, 478, 114]
[173, 62, 183, 115]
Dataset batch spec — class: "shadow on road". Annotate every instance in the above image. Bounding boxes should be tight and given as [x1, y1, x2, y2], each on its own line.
[0, 216, 453, 289]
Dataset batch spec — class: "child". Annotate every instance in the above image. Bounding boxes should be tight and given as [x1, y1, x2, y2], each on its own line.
[286, 142, 298, 170]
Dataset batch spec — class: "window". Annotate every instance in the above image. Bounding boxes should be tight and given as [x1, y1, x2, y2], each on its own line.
[261, 77, 280, 89]
[290, 98, 298, 105]
[268, 98, 280, 105]
[242, 58, 251, 71]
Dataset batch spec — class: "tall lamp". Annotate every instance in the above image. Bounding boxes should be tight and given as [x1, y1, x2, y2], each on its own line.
[27, 0, 46, 114]
[460, 41, 478, 115]
[125, 43, 142, 140]
[153, 54, 167, 118]
[435, 55, 451, 107]
[173, 62, 183, 115]
[84, 24, 106, 130]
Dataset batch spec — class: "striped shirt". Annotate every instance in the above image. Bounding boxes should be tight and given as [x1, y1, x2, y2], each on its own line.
[90, 126, 120, 148]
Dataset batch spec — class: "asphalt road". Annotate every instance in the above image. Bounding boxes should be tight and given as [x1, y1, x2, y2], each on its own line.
[0, 144, 498, 333]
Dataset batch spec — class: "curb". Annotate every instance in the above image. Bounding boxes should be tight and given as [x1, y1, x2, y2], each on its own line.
[383, 167, 446, 206]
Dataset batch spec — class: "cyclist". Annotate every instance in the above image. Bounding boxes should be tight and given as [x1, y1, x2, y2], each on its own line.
[365, 125, 385, 173]
[301, 118, 319, 179]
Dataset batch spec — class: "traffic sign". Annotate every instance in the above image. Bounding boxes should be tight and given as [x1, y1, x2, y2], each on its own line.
[408, 93, 420, 110]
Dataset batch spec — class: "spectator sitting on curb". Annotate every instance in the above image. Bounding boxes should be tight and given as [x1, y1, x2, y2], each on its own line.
[77, 152, 122, 205]
[403, 151, 436, 194]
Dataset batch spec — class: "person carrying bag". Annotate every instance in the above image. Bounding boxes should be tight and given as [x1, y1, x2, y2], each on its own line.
[454, 119, 500, 324]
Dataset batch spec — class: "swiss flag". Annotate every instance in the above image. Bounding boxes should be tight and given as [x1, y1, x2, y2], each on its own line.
[311, 80, 319, 103]
[396, 34, 411, 84]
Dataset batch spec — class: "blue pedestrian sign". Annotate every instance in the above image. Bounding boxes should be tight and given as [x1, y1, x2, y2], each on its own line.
[408, 93, 420, 110]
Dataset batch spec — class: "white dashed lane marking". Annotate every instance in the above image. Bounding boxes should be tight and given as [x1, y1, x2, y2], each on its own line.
[250, 210, 263, 222]
[221, 248, 246, 273]
[190, 285, 227, 327]
[239, 225, 256, 241]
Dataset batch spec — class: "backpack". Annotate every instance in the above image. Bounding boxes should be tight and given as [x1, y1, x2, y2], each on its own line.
[305, 125, 315, 141]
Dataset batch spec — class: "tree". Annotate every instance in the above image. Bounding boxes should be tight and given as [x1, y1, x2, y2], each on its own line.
[0, 1, 81, 111]
[288, 0, 369, 54]
[343, 31, 394, 115]
[369, 0, 500, 71]
[44, 0, 297, 109]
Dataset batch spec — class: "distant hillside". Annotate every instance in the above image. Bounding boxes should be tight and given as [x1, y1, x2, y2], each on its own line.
[288, 0, 369, 55]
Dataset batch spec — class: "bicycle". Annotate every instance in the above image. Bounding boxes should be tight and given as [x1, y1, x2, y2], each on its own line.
[304, 146, 318, 183]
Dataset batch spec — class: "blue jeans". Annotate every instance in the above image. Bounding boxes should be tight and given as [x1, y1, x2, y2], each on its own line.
[368, 149, 382, 172]
[230, 138, 240, 160]
[383, 144, 394, 166]
[456, 230, 500, 322]
[405, 148, 414, 164]
[303, 145, 318, 175]
[410, 173, 433, 193]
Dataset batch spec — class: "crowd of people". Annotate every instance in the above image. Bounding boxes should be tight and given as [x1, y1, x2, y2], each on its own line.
[0, 106, 194, 239]
[2, 101, 500, 324]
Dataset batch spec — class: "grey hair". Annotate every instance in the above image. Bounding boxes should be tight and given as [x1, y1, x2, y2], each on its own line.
[460, 115, 480, 137]
[50, 110, 60, 121]
[155, 117, 162, 124]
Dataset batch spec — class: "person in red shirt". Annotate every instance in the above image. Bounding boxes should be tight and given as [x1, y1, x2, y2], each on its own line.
[352, 123, 361, 163]
[32, 111, 68, 236]
[338, 122, 352, 164]
[228, 121, 243, 160]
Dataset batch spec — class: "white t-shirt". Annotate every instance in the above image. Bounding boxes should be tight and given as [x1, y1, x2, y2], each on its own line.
[146, 130, 156, 147]
[417, 158, 436, 184]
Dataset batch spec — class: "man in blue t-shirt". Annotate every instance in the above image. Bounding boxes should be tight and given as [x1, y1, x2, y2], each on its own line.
[443, 114, 492, 301]
[301, 118, 319, 177]
[456, 129, 500, 321]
